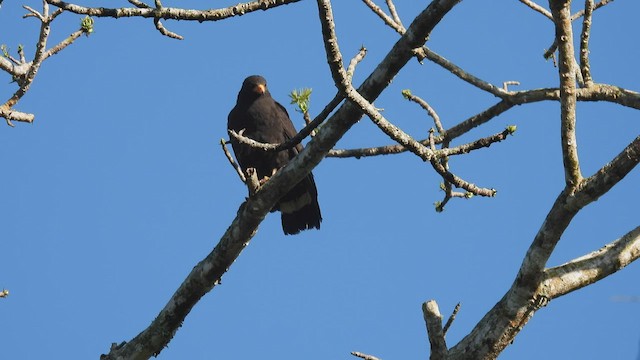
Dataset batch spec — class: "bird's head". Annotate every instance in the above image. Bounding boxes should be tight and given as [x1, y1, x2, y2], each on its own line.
[238, 75, 270, 103]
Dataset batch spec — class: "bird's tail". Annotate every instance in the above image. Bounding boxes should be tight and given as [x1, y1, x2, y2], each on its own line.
[279, 174, 322, 235]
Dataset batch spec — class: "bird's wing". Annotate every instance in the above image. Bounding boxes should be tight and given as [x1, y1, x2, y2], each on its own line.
[275, 101, 304, 154]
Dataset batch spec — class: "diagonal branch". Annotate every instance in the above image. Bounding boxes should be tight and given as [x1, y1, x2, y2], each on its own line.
[448, 134, 640, 360]
[519, 0, 553, 19]
[543, 225, 640, 299]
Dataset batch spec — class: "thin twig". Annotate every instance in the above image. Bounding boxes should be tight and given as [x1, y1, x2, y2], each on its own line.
[518, 0, 552, 19]
[361, 0, 405, 34]
[220, 139, 246, 183]
[347, 46, 367, 82]
[385, 0, 403, 28]
[442, 303, 461, 335]
[351, 351, 381, 360]
[579, 0, 595, 86]
[402, 90, 445, 135]
[570, 0, 614, 21]
[415, 47, 507, 98]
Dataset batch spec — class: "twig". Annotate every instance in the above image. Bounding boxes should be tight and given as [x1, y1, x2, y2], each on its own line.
[347, 46, 367, 82]
[402, 90, 444, 135]
[220, 139, 246, 183]
[442, 302, 461, 335]
[154, 18, 183, 39]
[351, 351, 381, 360]
[430, 158, 496, 197]
[439, 126, 516, 157]
[518, 0, 552, 19]
[1, 1, 90, 126]
[570, 0, 614, 21]
[414, 47, 507, 98]
[128, 0, 150, 8]
[385, 0, 403, 28]
[361, 0, 405, 34]
[503, 80, 520, 92]
[579, 0, 595, 86]
[542, 0, 614, 61]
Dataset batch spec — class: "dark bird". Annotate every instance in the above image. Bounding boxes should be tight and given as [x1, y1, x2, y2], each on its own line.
[228, 75, 322, 235]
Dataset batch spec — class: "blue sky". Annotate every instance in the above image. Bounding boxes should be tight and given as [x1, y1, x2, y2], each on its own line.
[1, 1, 639, 359]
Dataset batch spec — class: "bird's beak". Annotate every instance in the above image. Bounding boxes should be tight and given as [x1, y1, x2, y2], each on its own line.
[254, 83, 266, 94]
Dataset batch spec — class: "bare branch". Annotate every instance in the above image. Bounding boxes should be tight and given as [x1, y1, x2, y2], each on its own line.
[220, 139, 246, 183]
[43, 28, 85, 59]
[361, 0, 405, 34]
[1, 2, 91, 126]
[402, 90, 445, 135]
[45, 0, 302, 21]
[543, 0, 613, 61]
[351, 351, 381, 360]
[328, 99, 517, 159]
[448, 131, 640, 359]
[519, 0, 553, 19]
[579, 0, 595, 86]
[153, 18, 183, 39]
[347, 46, 367, 82]
[430, 158, 497, 197]
[423, 300, 448, 360]
[438, 126, 516, 157]
[551, 0, 582, 187]
[543, 226, 640, 299]
[442, 302, 461, 336]
[385, 0, 403, 28]
[415, 47, 508, 98]
[128, 0, 150, 8]
[570, 0, 614, 21]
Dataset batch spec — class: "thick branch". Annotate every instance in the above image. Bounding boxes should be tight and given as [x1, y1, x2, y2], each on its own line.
[448, 134, 640, 359]
[543, 226, 640, 299]
[423, 301, 448, 360]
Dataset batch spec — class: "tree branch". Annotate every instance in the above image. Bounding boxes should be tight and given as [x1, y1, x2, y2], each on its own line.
[101, 0, 463, 358]
[579, 0, 595, 86]
[519, 0, 553, 19]
[45, 0, 301, 21]
[1, 3, 90, 125]
[551, 0, 582, 187]
[423, 300, 448, 360]
[543, 226, 640, 299]
[447, 133, 640, 360]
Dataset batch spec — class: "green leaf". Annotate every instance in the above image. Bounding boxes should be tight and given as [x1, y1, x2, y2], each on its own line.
[81, 16, 94, 35]
[289, 88, 312, 114]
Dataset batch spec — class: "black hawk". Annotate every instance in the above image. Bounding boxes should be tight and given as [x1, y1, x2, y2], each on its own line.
[228, 75, 322, 235]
